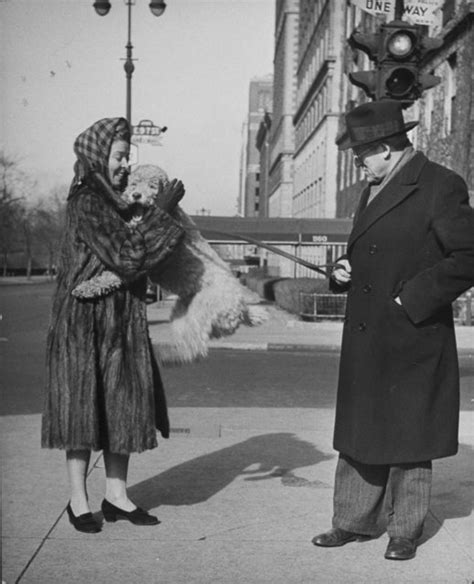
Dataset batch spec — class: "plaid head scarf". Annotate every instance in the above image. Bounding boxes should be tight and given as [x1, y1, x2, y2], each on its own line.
[71, 117, 131, 192]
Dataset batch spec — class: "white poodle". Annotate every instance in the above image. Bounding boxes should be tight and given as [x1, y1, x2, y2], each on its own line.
[73, 164, 267, 364]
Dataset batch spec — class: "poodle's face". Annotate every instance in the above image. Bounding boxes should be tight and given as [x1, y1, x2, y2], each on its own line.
[123, 164, 169, 215]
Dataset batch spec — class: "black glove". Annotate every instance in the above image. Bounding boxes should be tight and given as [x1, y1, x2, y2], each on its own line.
[156, 179, 185, 213]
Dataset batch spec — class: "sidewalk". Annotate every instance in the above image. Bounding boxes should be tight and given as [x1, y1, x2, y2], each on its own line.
[2, 299, 473, 583]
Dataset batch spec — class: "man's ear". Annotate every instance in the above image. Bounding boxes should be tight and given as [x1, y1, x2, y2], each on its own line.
[381, 143, 391, 159]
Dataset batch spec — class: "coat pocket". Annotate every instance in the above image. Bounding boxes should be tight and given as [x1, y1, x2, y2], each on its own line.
[389, 295, 440, 336]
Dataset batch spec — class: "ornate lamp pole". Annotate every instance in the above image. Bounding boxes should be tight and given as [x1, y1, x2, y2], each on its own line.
[93, 1, 166, 124]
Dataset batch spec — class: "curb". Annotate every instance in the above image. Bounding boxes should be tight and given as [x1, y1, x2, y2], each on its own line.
[153, 341, 472, 356]
[0, 278, 54, 286]
[153, 341, 342, 354]
[267, 343, 341, 353]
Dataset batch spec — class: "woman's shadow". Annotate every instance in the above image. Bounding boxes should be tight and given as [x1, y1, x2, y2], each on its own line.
[128, 432, 333, 509]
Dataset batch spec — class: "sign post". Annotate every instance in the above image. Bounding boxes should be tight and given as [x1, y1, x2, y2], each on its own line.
[132, 119, 167, 146]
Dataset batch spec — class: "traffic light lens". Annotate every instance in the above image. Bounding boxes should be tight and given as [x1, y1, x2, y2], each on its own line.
[387, 32, 414, 58]
[386, 68, 417, 97]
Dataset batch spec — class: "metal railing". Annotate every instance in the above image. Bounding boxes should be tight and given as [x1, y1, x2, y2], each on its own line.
[299, 292, 347, 321]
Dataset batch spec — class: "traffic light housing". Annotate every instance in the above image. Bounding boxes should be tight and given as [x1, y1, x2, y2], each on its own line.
[349, 71, 378, 100]
[377, 21, 441, 102]
[348, 20, 442, 104]
[348, 30, 379, 100]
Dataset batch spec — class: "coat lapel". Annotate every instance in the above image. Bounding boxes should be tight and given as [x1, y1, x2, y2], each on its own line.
[348, 152, 428, 251]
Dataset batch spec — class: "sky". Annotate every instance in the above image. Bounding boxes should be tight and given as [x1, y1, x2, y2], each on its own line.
[1, 0, 275, 216]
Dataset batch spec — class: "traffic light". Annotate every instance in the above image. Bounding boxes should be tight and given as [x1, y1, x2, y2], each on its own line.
[348, 30, 379, 100]
[348, 20, 442, 103]
[377, 21, 441, 102]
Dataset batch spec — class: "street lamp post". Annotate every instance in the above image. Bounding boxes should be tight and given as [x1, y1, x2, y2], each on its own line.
[93, 0, 167, 125]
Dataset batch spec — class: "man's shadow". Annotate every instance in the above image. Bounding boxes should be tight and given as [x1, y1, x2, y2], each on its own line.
[128, 432, 333, 509]
[419, 442, 474, 544]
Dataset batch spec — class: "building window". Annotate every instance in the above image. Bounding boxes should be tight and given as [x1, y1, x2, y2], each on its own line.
[256, 172, 260, 181]
[450, 96, 457, 134]
[447, 53, 457, 134]
[255, 201, 259, 211]
[255, 187, 260, 197]
[424, 88, 433, 132]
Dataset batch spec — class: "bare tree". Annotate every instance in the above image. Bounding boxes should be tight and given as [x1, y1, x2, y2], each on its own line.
[33, 186, 67, 278]
[0, 152, 27, 276]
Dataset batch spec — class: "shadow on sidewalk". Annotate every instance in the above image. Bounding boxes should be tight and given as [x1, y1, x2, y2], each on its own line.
[420, 442, 474, 545]
[128, 433, 333, 508]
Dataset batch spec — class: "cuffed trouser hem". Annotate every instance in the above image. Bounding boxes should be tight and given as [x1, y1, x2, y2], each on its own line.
[332, 454, 432, 540]
[331, 519, 380, 538]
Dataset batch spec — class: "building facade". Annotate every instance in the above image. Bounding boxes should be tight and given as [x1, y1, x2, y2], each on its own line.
[335, 5, 381, 218]
[255, 112, 273, 217]
[237, 120, 248, 216]
[242, 75, 273, 218]
[414, 0, 473, 206]
[267, 0, 300, 218]
[292, 0, 347, 219]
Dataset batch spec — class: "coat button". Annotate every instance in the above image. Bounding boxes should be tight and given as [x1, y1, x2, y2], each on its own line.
[369, 244, 377, 255]
[358, 322, 367, 331]
[363, 284, 372, 293]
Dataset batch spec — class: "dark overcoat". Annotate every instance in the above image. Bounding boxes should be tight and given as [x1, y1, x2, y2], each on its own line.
[332, 152, 474, 465]
[41, 181, 184, 454]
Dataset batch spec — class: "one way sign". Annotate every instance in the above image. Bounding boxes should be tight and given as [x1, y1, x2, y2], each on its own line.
[351, 0, 442, 26]
[403, 0, 443, 27]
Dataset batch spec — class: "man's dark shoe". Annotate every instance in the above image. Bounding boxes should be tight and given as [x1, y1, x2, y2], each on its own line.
[384, 537, 417, 560]
[312, 527, 361, 547]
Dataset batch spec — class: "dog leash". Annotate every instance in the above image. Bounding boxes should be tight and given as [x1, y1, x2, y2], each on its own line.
[81, 175, 342, 278]
[205, 229, 343, 278]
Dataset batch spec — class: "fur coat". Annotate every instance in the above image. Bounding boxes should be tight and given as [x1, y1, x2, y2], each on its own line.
[42, 119, 184, 454]
[73, 164, 267, 365]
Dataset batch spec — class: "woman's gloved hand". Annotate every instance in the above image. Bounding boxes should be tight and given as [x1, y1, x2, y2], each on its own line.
[156, 179, 185, 213]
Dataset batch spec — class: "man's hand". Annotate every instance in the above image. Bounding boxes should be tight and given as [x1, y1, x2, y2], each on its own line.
[332, 258, 352, 285]
[156, 179, 185, 212]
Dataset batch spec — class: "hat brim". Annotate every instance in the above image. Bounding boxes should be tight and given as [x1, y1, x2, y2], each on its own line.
[337, 120, 419, 151]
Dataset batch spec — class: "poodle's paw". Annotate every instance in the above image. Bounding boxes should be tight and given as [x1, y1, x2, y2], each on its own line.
[241, 288, 261, 304]
[72, 270, 123, 298]
[244, 304, 268, 326]
[210, 308, 243, 338]
[209, 303, 268, 338]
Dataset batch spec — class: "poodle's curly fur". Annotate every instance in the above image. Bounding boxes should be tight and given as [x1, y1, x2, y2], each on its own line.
[73, 164, 267, 364]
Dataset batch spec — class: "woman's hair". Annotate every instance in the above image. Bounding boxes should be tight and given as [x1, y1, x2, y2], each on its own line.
[114, 127, 130, 141]
[113, 118, 130, 142]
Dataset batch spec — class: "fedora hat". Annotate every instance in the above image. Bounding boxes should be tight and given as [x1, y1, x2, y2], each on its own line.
[337, 100, 418, 151]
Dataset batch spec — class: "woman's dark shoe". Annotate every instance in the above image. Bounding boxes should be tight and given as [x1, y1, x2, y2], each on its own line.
[66, 503, 101, 533]
[101, 498, 160, 526]
[384, 537, 417, 560]
[312, 527, 365, 547]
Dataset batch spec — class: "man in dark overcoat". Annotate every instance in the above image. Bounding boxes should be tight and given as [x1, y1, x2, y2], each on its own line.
[312, 100, 474, 560]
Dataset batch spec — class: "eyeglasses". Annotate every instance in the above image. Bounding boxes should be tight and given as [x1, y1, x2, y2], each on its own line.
[352, 145, 379, 168]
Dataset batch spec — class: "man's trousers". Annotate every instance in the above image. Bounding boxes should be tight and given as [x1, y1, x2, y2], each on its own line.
[332, 454, 432, 539]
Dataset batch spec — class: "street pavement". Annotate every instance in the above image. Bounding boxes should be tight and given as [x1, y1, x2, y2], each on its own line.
[1, 285, 473, 583]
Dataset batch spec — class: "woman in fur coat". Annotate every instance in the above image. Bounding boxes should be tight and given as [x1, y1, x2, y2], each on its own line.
[42, 117, 185, 533]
